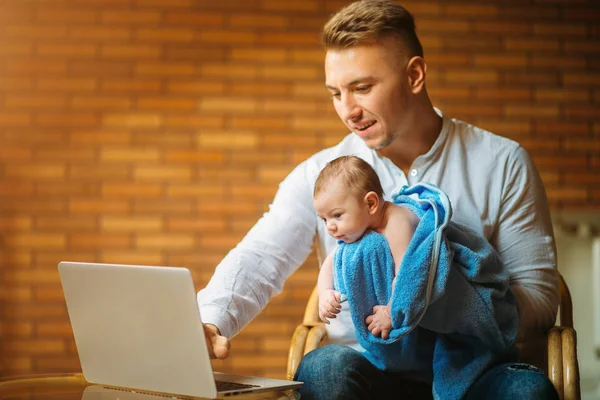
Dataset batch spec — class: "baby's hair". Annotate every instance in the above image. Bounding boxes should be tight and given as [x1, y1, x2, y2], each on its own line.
[314, 156, 384, 200]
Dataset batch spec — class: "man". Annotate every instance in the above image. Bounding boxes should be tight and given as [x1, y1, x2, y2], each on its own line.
[197, 1, 560, 399]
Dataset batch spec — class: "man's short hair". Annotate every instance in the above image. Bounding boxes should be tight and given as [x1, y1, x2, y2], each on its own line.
[322, 0, 423, 58]
[314, 156, 384, 200]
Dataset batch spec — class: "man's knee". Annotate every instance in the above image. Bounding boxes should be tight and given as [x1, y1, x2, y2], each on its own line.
[295, 344, 365, 380]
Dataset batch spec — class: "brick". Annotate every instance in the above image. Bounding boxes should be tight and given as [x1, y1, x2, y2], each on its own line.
[504, 105, 559, 119]
[293, 117, 345, 131]
[37, 78, 97, 92]
[167, 184, 226, 198]
[474, 88, 532, 101]
[137, 97, 197, 111]
[199, 97, 258, 113]
[231, 117, 289, 130]
[534, 23, 587, 37]
[103, 113, 163, 128]
[444, 70, 499, 84]
[100, 251, 164, 266]
[504, 38, 560, 51]
[68, 27, 130, 40]
[101, 79, 161, 93]
[70, 233, 132, 249]
[2, 199, 66, 214]
[263, 99, 318, 113]
[4, 59, 66, 75]
[167, 81, 224, 95]
[0, 216, 32, 230]
[0, 77, 33, 91]
[262, 66, 321, 81]
[136, 62, 196, 76]
[133, 199, 193, 214]
[0, 290, 33, 304]
[263, 133, 319, 148]
[36, 182, 99, 197]
[69, 164, 131, 180]
[35, 251, 97, 267]
[0, 42, 33, 56]
[443, 4, 497, 17]
[442, 104, 502, 118]
[102, 183, 163, 198]
[101, 44, 161, 58]
[165, 150, 225, 163]
[535, 122, 590, 136]
[101, 10, 161, 24]
[291, 83, 328, 98]
[135, 234, 195, 249]
[3, 340, 65, 355]
[136, 0, 192, 6]
[533, 155, 588, 169]
[164, 11, 224, 26]
[35, 216, 97, 231]
[5, 26, 66, 39]
[546, 188, 588, 201]
[418, 18, 470, 34]
[261, 0, 318, 11]
[564, 106, 600, 119]
[2, 234, 66, 249]
[69, 199, 131, 214]
[474, 21, 531, 35]
[230, 82, 290, 97]
[71, 96, 132, 110]
[100, 147, 160, 162]
[101, 216, 163, 232]
[198, 235, 240, 249]
[201, 64, 259, 79]
[164, 46, 227, 61]
[228, 13, 287, 29]
[230, 184, 278, 199]
[165, 115, 224, 129]
[5, 95, 67, 109]
[0, 146, 33, 160]
[37, 43, 98, 57]
[70, 60, 132, 76]
[167, 217, 226, 232]
[136, 28, 195, 42]
[259, 32, 319, 46]
[519, 138, 561, 152]
[230, 48, 287, 63]
[134, 166, 192, 181]
[35, 323, 74, 337]
[4, 164, 65, 179]
[441, 37, 502, 51]
[425, 53, 470, 68]
[504, 72, 560, 85]
[197, 168, 253, 181]
[34, 147, 96, 162]
[34, 357, 81, 372]
[535, 89, 589, 102]
[563, 73, 600, 86]
[197, 132, 258, 148]
[563, 139, 600, 152]
[197, 200, 257, 216]
[200, 30, 257, 45]
[132, 132, 194, 147]
[36, 9, 97, 23]
[257, 166, 294, 183]
[564, 41, 600, 54]
[35, 112, 96, 128]
[563, 172, 600, 184]
[474, 55, 528, 68]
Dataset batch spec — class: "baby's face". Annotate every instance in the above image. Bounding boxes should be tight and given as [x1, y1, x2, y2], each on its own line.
[313, 180, 371, 243]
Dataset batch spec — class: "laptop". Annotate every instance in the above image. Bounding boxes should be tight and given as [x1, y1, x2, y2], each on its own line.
[58, 261, 303, 399]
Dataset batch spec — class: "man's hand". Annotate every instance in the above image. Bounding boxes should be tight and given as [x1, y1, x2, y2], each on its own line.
[203, 323, 230, 359]
[318, 289, 342, 324]
[365, 304, 392, 340]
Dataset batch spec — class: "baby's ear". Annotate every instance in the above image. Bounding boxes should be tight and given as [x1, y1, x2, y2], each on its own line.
[364, 191, 379, 213]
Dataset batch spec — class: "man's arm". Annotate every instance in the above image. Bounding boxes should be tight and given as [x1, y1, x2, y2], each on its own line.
[197, 161, 318, 344]
[492, 145, 559, 339]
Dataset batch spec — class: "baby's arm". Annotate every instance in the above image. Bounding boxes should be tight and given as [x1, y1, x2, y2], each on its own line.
[317, 251, 342, 324]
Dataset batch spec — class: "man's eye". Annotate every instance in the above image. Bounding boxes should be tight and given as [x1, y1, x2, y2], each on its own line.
[330, 92, 341, 100]
[355, 85, 372, 93]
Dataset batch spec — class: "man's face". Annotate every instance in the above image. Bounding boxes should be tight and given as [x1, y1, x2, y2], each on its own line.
[325, 40, 410, 150]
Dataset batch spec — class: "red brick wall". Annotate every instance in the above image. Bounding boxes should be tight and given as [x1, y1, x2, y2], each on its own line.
[0, 0, 598, 379]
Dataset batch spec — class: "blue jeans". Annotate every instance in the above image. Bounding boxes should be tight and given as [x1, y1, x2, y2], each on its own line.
[294, 344, 559, 400]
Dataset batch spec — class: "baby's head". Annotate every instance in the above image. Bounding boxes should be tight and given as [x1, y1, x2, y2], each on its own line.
[313, 156, 384, 243]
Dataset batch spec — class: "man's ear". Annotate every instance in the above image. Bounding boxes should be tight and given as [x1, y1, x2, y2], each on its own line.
[364, 191, 380, 214]
[406, 56, 426, 94]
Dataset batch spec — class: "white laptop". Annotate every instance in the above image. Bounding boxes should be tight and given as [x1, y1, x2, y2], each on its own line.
[58, 261, 303, 399]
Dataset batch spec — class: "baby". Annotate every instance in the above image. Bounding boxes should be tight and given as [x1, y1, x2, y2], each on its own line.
[313, 155, 419, 340]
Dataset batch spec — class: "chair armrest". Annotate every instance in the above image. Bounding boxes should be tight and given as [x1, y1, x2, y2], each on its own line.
[548, 326, 581, 400]
[286, 323, 328, 380]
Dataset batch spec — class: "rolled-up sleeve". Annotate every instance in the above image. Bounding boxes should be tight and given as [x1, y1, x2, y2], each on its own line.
[492, 146, 559, 339]
[197, 161, 318, 338]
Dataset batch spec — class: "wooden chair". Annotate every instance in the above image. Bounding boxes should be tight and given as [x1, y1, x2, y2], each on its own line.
[287, 273, 581, 400]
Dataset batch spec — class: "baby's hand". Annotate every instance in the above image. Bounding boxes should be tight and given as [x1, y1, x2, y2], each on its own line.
[365, 305, 392, 339]
[318, 289, 342, 324]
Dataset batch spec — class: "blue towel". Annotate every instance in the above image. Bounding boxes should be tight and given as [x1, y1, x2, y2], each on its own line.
[333, 183, 519, 400]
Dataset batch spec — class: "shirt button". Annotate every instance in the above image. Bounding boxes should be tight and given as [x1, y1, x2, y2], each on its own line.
[410, 169, 418, 177]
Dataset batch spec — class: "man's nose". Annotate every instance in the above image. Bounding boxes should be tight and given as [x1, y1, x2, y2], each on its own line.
[341, 94, 361, 122]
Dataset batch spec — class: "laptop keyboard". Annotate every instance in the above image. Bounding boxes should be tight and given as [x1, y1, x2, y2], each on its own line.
[215, 380, 260, 392]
